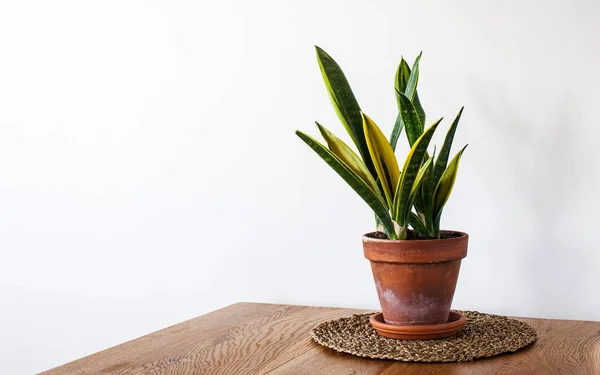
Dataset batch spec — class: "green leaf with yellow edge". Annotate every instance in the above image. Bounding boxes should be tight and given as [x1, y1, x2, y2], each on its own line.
[420, 146, 436, 232]
[295, 130, 397, 239]
[434, 145, 468, 222]
[396, 90, 423, 146]
[404, 52, 422, 102]
[432, 107, 464, 190]
[362, 112, 400, 208]
[413, 92, 426, 129]
[315, 46, 376, 178]
[391, 59, 410, 152]
[394, 58, 411, 100]
[392, 119, 441, 229]
[389, 111, 404, 151]
[411, 156, 433, 227]
[410, 155, 433, 201]
[316, 122, 380, 194]
[409, 212, 429, 236]
[392, 58, 425, 148]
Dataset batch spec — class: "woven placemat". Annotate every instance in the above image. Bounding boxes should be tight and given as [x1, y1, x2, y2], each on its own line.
[311, 311, 536, 362]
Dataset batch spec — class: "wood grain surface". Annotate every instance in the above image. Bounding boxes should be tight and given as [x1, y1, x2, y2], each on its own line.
[40, 302, 600, 375]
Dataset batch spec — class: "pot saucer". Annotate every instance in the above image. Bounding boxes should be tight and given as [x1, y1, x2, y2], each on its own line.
[369, 311, 466, 340]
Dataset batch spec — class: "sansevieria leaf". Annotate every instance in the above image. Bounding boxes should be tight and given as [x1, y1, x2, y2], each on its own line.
[413, 93, 426, 129]
[434, 145, 468, 221]
[393, 119, 441, 227]
[420, 146, 436, 232]
[396, 90, 424, 147]
[409, 155, 433, 201]
[392, 58, 425, 149]
[404, 52, 422, 102]
[389, 111, 404, 151]
[391, 59, 410, 152]
[432, 107, 464, 190]
[394, 57, 411, 95]
[362, 113, 400, 207]
[295, 130, 397, 239]
[315, 46, 376, 177]
[299, 48, 468, 239]
[414, 145, 435, 211]
[316, 122, 380, 194]
[409, 212, 429, 236]
[394, 58, 426, 126]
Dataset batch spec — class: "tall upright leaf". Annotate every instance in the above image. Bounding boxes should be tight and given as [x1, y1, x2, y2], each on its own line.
[413, 92, 426, 129]
[404, 52, 422, 101]
[316, 122, 380, 193]
[409, 212, 429, 236]
[392, 58, 426, 149]
[389, 111, 404, 151]
[392, 120, 441, 229]
[362, 113, 400, 208]
[394, 58, 411, 99]
[396, 90, 423, 146]
[434, 145, 468, 222]
[412, 147, 433, 221]
[295, 130, 396, 238]
[432, 107, 464, 189]
[315, 46, 376, 177]
[394, 58, 426, 125]
[409, 155, 433, 201]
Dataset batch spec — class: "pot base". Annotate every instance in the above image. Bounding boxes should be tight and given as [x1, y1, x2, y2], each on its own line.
[369, 311, 466, 340]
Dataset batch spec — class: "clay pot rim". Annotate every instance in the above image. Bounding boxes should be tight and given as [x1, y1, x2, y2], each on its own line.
[362, 230, 468, 244]
[363, 230, 468, 263]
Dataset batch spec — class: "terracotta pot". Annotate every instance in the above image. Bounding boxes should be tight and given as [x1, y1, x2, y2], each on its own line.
[363, 231, 468, 326]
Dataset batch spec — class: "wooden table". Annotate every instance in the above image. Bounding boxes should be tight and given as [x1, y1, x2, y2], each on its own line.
[41, 302, 600, 374]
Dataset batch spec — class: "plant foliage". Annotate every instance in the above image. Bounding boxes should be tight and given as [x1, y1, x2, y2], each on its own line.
[296, 46, 467, 239]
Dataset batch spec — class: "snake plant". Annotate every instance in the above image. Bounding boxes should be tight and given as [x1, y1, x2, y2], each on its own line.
[296, 46, 466, 240]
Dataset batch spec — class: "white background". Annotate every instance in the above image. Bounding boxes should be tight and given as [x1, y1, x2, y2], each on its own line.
[1, 0, 599, 373]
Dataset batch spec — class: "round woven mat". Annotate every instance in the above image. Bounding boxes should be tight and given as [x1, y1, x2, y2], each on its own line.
[311, 311, 536, 362]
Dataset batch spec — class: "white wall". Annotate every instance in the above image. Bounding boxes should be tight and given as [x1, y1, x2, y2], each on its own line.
[1, 0, 599, 373]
